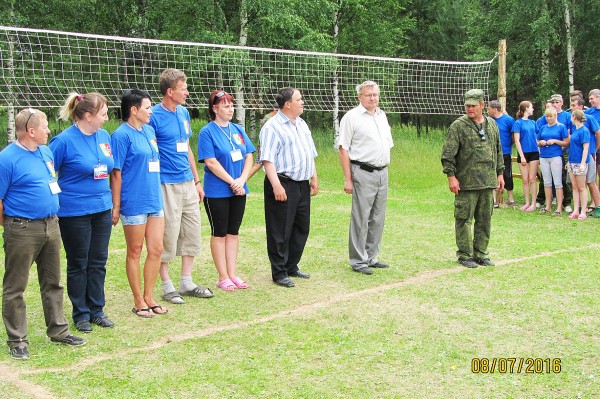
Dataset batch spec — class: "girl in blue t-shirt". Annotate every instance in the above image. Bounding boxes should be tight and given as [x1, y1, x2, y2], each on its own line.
[111, 89, 166, 318]
[198, 90, 256, 291]
[536, 107, 568, 215]
[568, 110, 591, 220]
[51, 92, 114, 332]
[513, 101, 539, 211]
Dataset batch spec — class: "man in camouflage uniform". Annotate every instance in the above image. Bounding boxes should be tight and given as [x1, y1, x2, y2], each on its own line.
[441, 89, 504, 268]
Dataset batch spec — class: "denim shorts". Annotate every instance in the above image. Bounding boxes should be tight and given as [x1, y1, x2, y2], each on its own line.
[120, 210, 164, 226]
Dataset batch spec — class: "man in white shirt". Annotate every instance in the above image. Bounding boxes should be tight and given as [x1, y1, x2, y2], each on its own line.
[338, 81, 394, 275]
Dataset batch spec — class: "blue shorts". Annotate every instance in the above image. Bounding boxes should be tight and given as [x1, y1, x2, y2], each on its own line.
[120, 210, 164, 226]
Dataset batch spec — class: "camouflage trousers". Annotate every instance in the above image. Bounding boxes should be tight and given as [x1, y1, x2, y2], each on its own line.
[454, 189, 494, 261]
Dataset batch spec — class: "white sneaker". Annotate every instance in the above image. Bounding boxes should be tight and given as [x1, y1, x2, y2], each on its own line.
[565, 206, 573, 213]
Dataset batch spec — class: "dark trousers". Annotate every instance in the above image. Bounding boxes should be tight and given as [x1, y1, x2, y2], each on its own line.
[59, 210, 112, 323]
[503, 154, 514, 191]
[264, 176, 311, 280]
[2, 216, 69, 349]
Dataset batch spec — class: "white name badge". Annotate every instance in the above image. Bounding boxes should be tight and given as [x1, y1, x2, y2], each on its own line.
[176, 141, 188, 153]
[94, 164, 109, 179]
[230, 149, 243, 162]
[49, 181, 62, 194]
[148, 160, 160, 172]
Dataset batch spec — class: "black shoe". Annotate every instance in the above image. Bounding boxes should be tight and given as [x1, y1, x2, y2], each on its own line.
[458, 258, 478, 268]
[91, 316, 115, 328]
[75, 320, 92, 333]
[353, 266, 374, 275]
[370, 262, 389, 269]
[475, 258, 495, 267]
[289, 270, 311, 279]
[274, 277, 295, 287]
[51, 334, 87, 347]
[10, 346, 29, 360]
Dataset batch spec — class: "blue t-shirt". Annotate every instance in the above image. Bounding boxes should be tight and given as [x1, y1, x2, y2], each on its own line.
[149, 104, 193, 184]
[536, 123, 568, 158]
[0, 144, 60, 219]
[111, 123, 163, 216]
[581, 112, 600, 154]
[512, 118, 538, 153]
[537, 111, 573, 132]
[568, 126, 591, 164]
[49, 124, 114, 217]
[493, 113, 515, 155]
[198, 121, 257, 198]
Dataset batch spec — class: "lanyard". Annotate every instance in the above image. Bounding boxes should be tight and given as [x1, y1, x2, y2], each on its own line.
[128, 123, 158, 160]
[76, 124, 101, 163]
[161, 103, 187, 142]
[215, 122, 236, 150]
[17, 140, 56, 180]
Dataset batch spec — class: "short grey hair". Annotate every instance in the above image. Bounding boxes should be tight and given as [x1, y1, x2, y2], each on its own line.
[589, 89, 600, 98]
[356, 80, 379, 96]
[488, 100, 502, 111]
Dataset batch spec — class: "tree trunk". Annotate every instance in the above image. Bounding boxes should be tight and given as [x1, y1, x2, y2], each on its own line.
[332, 0, 341, 148]
[563, 0, 574, 93]
[7, 3, 16, 144]
[235, 0, 248, 126]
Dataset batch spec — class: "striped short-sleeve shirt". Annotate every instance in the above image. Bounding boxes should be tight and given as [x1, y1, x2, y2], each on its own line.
[259, 111, 318, 181]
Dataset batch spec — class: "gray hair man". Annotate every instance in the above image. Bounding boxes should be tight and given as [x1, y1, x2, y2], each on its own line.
[338, 80, 394, 275]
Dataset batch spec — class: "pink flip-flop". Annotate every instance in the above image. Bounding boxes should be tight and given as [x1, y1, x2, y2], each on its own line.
[568, 212, 580, 219]
[525, 205, 536, 211]
[230, 276, 249, 289]
[578, 214, 587, 220]
[520, 204, 530, 211]
[217, 279, 237, 291]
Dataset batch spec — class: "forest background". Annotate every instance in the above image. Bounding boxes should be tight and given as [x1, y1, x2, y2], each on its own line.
[2, 0, 600, 126]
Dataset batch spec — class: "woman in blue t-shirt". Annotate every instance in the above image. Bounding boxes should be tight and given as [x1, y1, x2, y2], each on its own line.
[513, 101, 539, 211]
[198, 90, 256, 291]
[50, 92, 114, 333]
[567, 110, 591, 220]
[536, 107, 568, 215]
[111, 89, 166, 317]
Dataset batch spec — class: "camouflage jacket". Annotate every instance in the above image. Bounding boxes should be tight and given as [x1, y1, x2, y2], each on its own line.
[441, 115, 504, 190]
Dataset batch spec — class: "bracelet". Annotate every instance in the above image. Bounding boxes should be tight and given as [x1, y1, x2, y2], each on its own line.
[195, 180, 201, 185]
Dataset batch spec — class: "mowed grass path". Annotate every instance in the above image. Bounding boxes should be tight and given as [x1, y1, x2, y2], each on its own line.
[0, 127, 598, 399]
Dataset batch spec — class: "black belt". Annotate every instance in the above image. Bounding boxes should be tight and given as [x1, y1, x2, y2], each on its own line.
[351, 160, 387, 172]
[5, 215, 57, 223]
[277, 173, 308, 183]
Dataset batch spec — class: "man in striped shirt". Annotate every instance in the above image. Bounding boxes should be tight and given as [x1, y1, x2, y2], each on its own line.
[259, 88, 319, 287]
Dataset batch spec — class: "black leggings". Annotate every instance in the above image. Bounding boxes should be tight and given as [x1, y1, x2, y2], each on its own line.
[203, 196, 247, 237]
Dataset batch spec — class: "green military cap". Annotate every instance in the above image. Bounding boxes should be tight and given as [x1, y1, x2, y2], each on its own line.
[464, 89, 485, 105]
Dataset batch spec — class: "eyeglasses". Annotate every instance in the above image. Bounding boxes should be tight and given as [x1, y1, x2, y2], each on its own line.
[478, 129, 486, 141]
[25, 108, 37, 132]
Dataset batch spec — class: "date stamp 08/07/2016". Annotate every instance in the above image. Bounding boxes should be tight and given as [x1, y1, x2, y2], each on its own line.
[471, 358, 562, 374]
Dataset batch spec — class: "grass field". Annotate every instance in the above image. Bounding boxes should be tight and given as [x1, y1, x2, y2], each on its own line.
[0, 125, 598, 399]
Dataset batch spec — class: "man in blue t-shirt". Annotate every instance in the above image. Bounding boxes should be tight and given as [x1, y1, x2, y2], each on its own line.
[586, 89, 600, 188]
[573, 96, 600, 210]
[487, 100, 516, 207]
[0, 109, 85, 360]
[149, 69, 214, 303]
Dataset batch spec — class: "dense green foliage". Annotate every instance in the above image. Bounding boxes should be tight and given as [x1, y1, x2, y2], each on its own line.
[2, 0, 599, 117]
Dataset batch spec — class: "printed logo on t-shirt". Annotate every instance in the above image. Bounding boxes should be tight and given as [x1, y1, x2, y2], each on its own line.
[183, 120, 190, 136]
[233, 133, 245, 145]
[46, 161, 56, 178]
[99, 143, 113, 157]
[150, 139, 159, 153]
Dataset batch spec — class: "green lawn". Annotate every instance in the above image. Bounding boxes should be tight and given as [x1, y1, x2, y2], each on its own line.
[0, 126, 598, 399]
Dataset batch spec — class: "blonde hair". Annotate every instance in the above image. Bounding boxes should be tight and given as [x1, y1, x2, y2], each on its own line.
[15, 108, 47, 137]
[59, 92, 108, 121]
[544, 107, 557, 118]
[572, 109, 587, 123]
